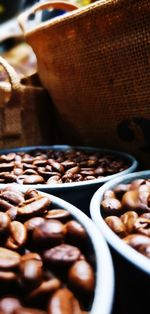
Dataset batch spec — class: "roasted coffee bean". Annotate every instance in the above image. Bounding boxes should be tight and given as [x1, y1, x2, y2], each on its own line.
[43, 244, 81, 266]
[21, 253, 42, 263]
[0, 162, 14, 172]
[114, 184, 131, 199]
[24, 217, 45, 233]
[133, 217, 150, 237]
[0, 153, 16, 163]
[0, 247, 21, 269]
[122, 190, 148, 212]
[0, 271, 17, 283]
[48, 159, 65, 174]
[0, 199, 16, 212]
[23, 175, 45, 185]
[27, 278, 61, 300]
[0, 190, 24, 205]
[105, 216, 127, 237]
[103, 190, 116, 199]
[47, 175, 62, 184]
[120, 211, 138, 234]
[65, 221, 87, 243]
[20, 259, 43, 286]
[47, 288, 83, 314]
[33, 220, 65, 246]
[0, 297, 21, 313]
[101, 198, 122, 214]
[24, 189, 39, 200]
[0, 212, 10, 232]
[17, 196, 51, 217]
[6, 208, 18, 221]
[68, 260, 95, 293]
[6, 221, 27, 250]
[44, 210, 71, 222]
[123, 234, 150, 249]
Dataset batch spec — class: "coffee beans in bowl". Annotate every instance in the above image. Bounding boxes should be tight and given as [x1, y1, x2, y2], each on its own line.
[0, 184, 114, 314]
[90, 170, 150, 274]
[0, 145, 137, 212]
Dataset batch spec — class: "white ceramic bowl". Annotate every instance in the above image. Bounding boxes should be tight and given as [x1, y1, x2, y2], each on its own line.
[90, 170, 150, 275]
[0, 184, 115, 314]
[0, 145, 138, 213]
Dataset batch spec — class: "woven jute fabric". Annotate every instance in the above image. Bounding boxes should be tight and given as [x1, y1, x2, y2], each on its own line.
[20, 0, 150, 167]
[0, 57, 55, 148]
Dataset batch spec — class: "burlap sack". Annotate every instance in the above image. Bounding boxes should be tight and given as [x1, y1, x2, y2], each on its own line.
[18, 0, 150, 167]
[0, 56, 55, 148]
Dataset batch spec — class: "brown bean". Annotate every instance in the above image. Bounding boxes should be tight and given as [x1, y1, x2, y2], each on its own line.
[17, 196, 51, 217]
[0, 271, 17, 283]
[105, 216, 127, 237]
[19, 259, 43, 286]
[0, 247, 21, 269]
[21, 253, 42, 263]
[65, 220, 87, 242]
[101, 198, 122, 214]
[0, 190, 24, 205]
[27, 278, 61, 300]
[44, 209, 71, 222]
[47, 175, 62, 184]
[0, 212, 10, 232]
[123, 234, 150, 258]
[133, 217, 150, 237]
[0, 162, 14, 172]
[6, 221, 27, 250]
[43, 244, 81, 266]
[24, 217, 45, 233]
[121, 211, 138, 234]
[24, 189, 39, 200]
[23, 175, 45, 185]
[48, 159, 65, 174]
[0, 297, 21, 314]
[103, 190, 116, 199]
[68, 260, 95, 293]
[33, 220, 65, 246]
[47, 288, 83, 314]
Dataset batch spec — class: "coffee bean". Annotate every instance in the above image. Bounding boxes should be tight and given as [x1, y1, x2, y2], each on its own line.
[23, 175, 45, 185]
[33, 220, 65, 247]
[68, 260, 95, 293]
[0, 247, 21, 269]
[44, 210, 71, 222]
[47, 288, 83, 314]
[27, 278, 61, 300]
[43, 244, 81, 266]
[65, 221, 87, 243]
[17, 196, 51, 217]
[0, 297, 21, 314]
[6, 221, 27, 250]
[0, 212, 10, 233]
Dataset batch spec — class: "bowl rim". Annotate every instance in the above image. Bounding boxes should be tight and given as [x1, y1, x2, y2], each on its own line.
[0, 145, 138, 189]
[0, 183, 115, 314]
[90, 170, 150, 275]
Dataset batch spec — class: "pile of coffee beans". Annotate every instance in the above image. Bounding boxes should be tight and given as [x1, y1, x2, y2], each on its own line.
[0, 149, 129, 184]
[101, 178, 150, 258]
[0, 186, 95, 313]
